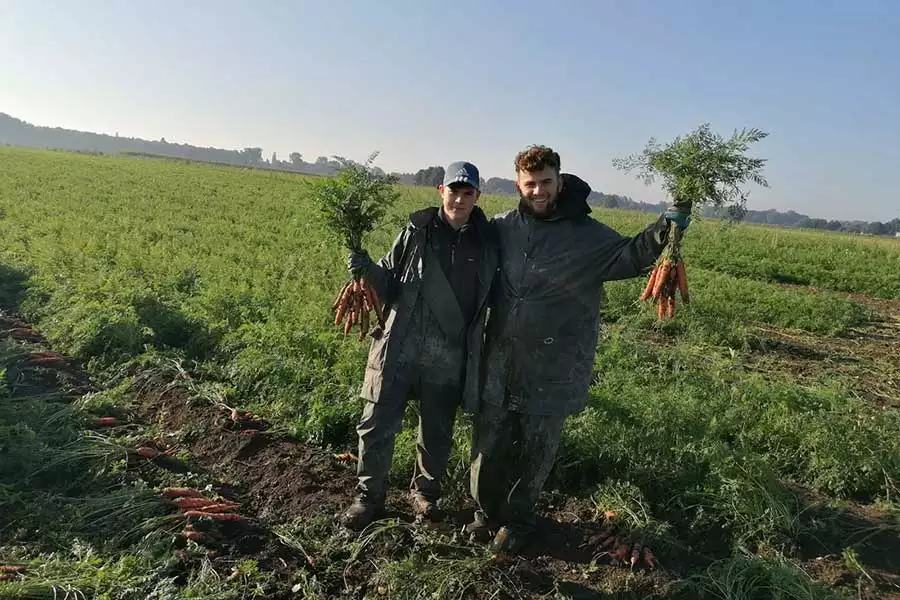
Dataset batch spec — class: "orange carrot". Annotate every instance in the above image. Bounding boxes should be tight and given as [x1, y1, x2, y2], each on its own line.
[192, 503, 241, 514]
[95, 417, 118, 426]
[332, 281, 351, 310]
[231, 409, 252, 422]
[172, 497, 217, 509]
[611, 544, 631, 563]
[162, 487, 205, 498]
[639, 267, 659, 301]
[182, 530, 204, 541]
[24, 357, 68, 368]
[658, 296, 666, 320]
[651, 260, 672, 298]
[666, 297, 675, 318]
[0, 566, 25, 573]
[344, 310, 354, 335]
[334, 299, 349, 326]
[369, 286, 385, 327]
[643, 549, 657, 569]
[182, 510, 249, 521]
[136, 446, 161, 459]
[333, 452, 359, 462]
[0, 574, 16, 581]
[630, 543, 642, 567]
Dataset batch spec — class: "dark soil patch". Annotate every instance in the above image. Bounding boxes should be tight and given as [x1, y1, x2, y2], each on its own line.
[130, 376, 358, 524]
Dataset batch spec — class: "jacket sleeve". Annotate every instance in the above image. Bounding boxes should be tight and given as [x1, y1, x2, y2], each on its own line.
[364, 227, 410, 305]
[590, 214, 670, 282]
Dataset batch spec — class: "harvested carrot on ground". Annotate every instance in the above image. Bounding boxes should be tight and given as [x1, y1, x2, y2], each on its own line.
[162, 487, 205, 499]
[0, 566, 25, 573]
[136, 446, 161, 459]
[182, 510, 249, 521]
[172, 497, 216, 509]
[190, 503, 241, 514]
[95, 417, 118, 426]
[630, 543, 642, 568]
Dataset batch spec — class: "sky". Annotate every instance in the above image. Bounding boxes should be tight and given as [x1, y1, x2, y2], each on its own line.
[2, 0, 899, 222]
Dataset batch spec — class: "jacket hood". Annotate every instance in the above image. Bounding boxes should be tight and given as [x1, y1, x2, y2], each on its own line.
[554, 173, 593, 220]
[518, 173, 593, 221]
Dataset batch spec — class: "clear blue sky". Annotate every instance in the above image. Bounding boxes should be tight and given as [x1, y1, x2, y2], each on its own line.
[2, 0, 899, 222]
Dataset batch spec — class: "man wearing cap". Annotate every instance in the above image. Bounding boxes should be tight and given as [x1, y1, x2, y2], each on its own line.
[340, 161, 499, 530]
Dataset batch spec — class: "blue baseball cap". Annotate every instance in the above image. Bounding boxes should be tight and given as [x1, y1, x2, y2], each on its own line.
[443, 161, 480, 190]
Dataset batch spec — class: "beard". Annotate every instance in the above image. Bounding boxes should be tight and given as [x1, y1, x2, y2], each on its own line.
[518, 193, 558, 219]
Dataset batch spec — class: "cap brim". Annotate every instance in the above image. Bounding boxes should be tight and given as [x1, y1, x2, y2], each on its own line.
[445, 178, 479, 189]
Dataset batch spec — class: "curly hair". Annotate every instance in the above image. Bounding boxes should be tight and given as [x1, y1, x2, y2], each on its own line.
[514, 145, 561, 173]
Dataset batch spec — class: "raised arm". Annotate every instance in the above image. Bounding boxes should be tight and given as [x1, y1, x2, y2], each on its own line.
[590, 215, 671, 282]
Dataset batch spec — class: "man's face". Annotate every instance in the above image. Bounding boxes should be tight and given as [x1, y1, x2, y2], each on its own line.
[516, 167, 562, 216]
[439, 183, 480, 226]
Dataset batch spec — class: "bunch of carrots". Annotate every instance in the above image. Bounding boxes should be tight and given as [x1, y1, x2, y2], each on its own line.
[163, 487, 248, 542]
[588, 510, 658, 570]
[591, 530, 658, 569]
[0, 565, 26, 582]
[332, 277, 384, 341]
[639, 256, 690, 320]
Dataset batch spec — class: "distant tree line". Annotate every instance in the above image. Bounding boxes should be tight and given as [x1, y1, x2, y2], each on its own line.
[2, 112, 896, 236]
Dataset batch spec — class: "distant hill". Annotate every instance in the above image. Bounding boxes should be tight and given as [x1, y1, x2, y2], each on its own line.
[2, 112, 897, 236]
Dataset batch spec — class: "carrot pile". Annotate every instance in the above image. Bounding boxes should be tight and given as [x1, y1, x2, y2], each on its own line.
[0, 565, 26, 582]
[591, 530, 658, 569]
[333, 277, 384, 341]
[588, 510, 658, 570]
[162, 487, 249, 535]
[640, 256, 690, 320]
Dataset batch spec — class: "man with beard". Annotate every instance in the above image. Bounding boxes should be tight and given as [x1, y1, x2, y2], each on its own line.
[466, 145, 691, 554]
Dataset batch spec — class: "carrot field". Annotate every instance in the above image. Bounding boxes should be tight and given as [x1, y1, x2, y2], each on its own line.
[1, 147, 898, 599]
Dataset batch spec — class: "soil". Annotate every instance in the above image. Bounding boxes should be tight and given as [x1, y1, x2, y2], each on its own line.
[3, 301, 898, 599]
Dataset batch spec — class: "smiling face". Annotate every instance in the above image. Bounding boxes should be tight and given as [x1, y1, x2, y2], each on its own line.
[516, 167, 562, 216]
[439, 183, 480, 227]
[514, 145, 563, 217]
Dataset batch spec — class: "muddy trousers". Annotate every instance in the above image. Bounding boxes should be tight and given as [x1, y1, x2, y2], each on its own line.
[469, 400, 566, 532]
[354, 376, 460, 506]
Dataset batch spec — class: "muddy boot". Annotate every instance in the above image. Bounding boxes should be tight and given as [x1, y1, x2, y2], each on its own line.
[410, 492, 444, 522]
[490, 525, 527, 556]
[340, 495, 380, 531]
[464, 510, 492, 543]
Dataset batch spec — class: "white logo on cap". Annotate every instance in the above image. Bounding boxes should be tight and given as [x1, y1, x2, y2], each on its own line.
[455, 168, 470, 179]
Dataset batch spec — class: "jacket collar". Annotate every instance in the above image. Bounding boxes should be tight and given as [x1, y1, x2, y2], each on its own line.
[409, 205, 490, 240]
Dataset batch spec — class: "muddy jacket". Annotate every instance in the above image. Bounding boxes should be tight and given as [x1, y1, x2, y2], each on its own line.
[481, 174, 670, 416]
[360, 206, 500, 414]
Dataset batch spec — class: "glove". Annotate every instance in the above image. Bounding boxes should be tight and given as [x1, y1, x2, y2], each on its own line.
[347, 250, 373, 277]
[664, 201, 692, 231]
